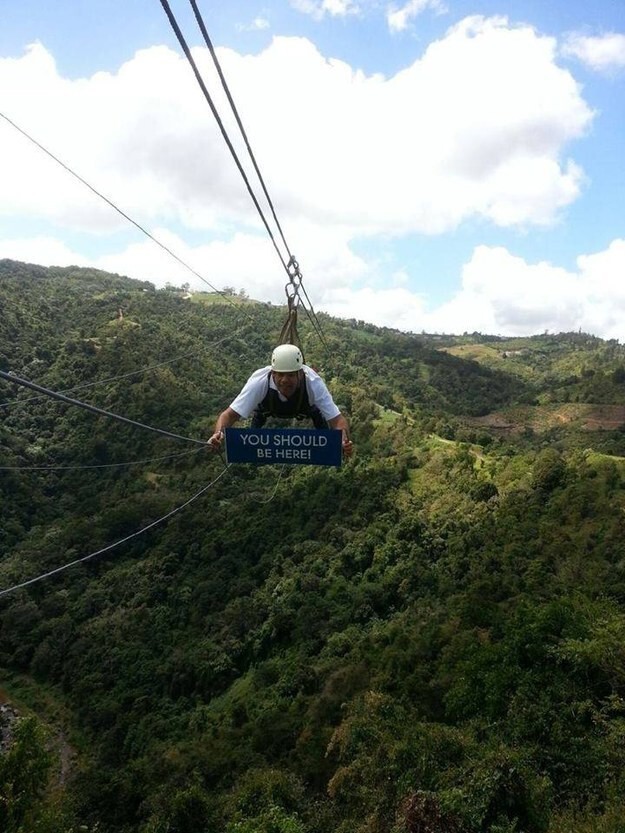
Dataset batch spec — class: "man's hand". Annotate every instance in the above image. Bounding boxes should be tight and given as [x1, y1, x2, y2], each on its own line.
[207, 429, 224, 451]
[209, 408, 240, 451]
[342, 436, 353, 458]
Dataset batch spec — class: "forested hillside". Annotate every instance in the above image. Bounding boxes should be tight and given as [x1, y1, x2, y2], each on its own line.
[2, 259, 625, 833]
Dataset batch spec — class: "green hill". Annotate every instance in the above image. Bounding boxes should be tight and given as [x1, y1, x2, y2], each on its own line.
[2, 260, 625, 833]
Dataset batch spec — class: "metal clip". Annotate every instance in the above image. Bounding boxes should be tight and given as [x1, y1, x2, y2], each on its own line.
[285, 281, 300, 308]
[287, 255, 301, 280]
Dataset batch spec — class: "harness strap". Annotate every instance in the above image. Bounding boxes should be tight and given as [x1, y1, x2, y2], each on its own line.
[278, 292, 303, 356]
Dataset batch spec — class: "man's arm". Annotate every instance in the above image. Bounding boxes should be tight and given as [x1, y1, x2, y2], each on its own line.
[208, 407, 241, 450]
[328, 413, 353, 458]
[207, 368, 269, 450]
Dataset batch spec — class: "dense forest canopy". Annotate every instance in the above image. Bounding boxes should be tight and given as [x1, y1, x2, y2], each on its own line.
[2, 259, 625, 833]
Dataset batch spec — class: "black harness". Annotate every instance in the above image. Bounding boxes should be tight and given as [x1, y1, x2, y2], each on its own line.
[251, 371, 328, 429]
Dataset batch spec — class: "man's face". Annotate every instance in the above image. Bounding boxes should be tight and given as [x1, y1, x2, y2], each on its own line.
[272, 370, 300, 397]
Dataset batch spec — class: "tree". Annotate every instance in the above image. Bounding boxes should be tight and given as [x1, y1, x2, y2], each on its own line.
[0, 716, 52, 833]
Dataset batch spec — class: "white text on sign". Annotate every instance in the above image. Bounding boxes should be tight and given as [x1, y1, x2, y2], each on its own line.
[240, 433, 328, 448]
[257, 448, 311, 460]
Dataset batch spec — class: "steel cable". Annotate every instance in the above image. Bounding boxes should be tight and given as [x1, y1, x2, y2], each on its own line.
[0, 464, 232, 598]
[0, 369, 207, 446]
[0, 111, 254, 321]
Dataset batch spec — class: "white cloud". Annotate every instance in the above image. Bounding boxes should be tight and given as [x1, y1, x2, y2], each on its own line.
[289, 0, 360, 20]
[576, 240, 625, 338]
[93, 230, 281, 297]
[562, 32, 625, 73]
[0, 18, 605, 338]
[236, 17, 271, 32]
[323, 0, 359, 15]
[427, 246, 583, 335]
[7, 232, 625, 341]
[387, 0, 446, 34]
[321, 285, 427, 331]
[424, 241, 625, 340]
[0, 20, 592, 243]
[0, 236, 91, 268]
[322, 240, 625, 340]
[0, 221, 368, 305]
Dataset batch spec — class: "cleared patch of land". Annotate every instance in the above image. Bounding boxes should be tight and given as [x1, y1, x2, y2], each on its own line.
[465, 403, 625, 434]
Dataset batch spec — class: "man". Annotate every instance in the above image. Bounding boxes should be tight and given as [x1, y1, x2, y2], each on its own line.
[208, 344, 353, 457]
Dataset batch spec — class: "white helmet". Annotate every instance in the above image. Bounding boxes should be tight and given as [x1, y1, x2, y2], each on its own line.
[271, 344, 303, 372]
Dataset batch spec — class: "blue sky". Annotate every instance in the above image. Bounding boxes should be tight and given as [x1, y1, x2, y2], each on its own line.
[1, 0, 624, 337]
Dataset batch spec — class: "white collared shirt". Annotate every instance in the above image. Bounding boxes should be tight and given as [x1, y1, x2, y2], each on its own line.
[229, 365, 341, 421]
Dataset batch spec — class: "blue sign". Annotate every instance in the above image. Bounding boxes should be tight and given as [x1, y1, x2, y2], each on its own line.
[225, 427, 342, 467]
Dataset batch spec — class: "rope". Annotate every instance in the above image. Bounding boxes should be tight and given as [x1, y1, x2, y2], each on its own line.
[279, 254, 326, 349]
[0, 369, 207, 446]
[253, 465, 286, 504]
[278, 301, 302, 349]
[0, 464, 232, 599]
[279, 271, 325, 352]
[0, 111, 254, 321]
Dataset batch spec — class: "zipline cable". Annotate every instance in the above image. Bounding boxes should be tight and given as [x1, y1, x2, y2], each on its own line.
[0, 369, 207, 446]
[1, 80, 324, 351]
[159, 0, 291, 280]
[0, 109, 323, 367]
[188, 0, 328, 345]
[291, 272, 327, 346]
[2, 30, 328, 409]
[0, 111, 255, 322]
[188, 0, 291, 259]
[0, 323, 252, 410]
[0, 464, 232, 599]
[0, 104, 324, 354]
[284, 269, 327, 348]
[179, 0, 328, 347]
[0, 447, 203, 471]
